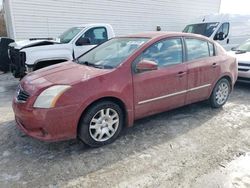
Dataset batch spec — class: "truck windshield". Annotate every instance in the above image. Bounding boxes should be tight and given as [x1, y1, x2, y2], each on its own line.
[59, 27, 83, 43]
[183, 22, 219, 37]
[77, 38, 149, 69]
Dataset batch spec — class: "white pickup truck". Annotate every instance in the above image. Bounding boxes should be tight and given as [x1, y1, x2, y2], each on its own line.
[9, 24, 115, 78]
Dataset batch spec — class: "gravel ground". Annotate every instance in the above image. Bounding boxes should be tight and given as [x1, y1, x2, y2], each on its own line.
[0, 73, 250, 188]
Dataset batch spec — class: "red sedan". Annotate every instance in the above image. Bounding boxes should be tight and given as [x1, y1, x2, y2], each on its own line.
[13, 32, 237, 147]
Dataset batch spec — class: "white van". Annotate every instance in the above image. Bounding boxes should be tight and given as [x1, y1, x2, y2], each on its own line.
[183, 14, 250, 50]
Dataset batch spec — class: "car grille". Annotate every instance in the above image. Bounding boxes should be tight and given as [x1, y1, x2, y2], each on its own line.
[9, 47, 26, 67]
[238, 77, 250, 82]
[9, 46, 26, 77]
[238, 62, 250, 72]
[16, 85, 30, 103]
[238, 68, 249, 72]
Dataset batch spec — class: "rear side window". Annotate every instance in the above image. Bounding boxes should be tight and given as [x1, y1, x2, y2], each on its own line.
[185, 38, 209, 61]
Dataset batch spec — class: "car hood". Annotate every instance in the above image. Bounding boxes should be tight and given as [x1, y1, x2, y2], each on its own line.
[21, 61, 111, 95]
[9, 39, 60, 50]
[228, 51, 250, 63]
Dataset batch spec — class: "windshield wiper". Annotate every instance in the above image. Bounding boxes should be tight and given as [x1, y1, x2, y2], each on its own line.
[80, 61, 104, 69]
[79, 61, 113, 69]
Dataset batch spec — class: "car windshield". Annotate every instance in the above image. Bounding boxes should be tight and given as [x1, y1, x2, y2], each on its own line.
[59, 27, 83, 43]
[234, 40, 250, 52]
[77, 37, 149, 69]
[183, 22, 219, 37]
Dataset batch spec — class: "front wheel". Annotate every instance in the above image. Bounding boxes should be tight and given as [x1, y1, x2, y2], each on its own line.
[210, 78, 231, 108]
[78, 101, 124, 147]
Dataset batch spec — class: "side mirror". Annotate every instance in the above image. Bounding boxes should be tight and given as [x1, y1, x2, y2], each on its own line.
[76, 37, 91, 46]
[214, 32, 225, 41]
[136, 60, 158, 73]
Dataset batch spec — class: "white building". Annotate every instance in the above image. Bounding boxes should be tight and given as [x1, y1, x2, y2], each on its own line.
[3, 0, 221, 40]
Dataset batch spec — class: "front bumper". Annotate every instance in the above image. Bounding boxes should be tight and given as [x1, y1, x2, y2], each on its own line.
[13, 100, 80, 142]
[9, 47, 26, 78]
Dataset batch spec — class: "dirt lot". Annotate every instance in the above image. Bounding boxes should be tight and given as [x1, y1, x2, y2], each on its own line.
[0, 73, 250, 188]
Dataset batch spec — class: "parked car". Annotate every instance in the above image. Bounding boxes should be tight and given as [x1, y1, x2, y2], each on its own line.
[9, 23, 115, 78]
[0, 37, 14, 72]
[183, 14, 250, 51]
[12, 32, 238, 147]
[228, 39, 250, 82]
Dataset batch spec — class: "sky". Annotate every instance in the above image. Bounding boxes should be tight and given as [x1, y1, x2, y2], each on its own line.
[0, 0, 250, 14]
[220, 0, 250, 14]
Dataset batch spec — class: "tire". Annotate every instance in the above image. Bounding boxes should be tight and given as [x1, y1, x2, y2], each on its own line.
[78, 101, 124, 147]
[210, 78, 231, 108]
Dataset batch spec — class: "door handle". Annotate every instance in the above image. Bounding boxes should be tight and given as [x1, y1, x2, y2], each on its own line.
[212, 63, 218, 68]
[227, 38, 230, 44]
[177, 71, 186, 77]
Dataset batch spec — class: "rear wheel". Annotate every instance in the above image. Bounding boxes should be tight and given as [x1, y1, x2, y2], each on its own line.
[78, 101, 123, 147]
[210, 78, 230, 108]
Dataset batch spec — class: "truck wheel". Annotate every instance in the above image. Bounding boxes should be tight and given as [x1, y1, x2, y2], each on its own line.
[78, 101, 123, 147]
[210, 78, 230, 108]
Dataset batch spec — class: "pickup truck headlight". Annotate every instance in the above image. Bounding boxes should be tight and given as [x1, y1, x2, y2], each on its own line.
[33, 85, 71, 108]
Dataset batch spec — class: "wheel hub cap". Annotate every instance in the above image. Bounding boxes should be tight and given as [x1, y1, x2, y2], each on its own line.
[89, 108, 119, 142]
[215, 82, 229, 105]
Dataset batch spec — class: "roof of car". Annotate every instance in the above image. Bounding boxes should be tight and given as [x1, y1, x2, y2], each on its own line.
[125, 32, 211, 41]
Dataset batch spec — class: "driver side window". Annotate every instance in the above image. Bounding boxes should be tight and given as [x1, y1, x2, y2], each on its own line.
[214, 23, 229, 40]
[138, 38, 183, 68]
[79, 27, 108, 45]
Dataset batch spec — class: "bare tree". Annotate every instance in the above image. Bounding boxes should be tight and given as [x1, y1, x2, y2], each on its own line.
[0, 9, 7, 37]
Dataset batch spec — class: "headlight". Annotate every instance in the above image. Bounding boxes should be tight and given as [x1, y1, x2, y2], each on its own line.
[33, 85, 71, 108]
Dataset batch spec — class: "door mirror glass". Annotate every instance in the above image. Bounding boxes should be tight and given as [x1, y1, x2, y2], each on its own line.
[76, 37, 91, 46]
[136, 60, 158, 73]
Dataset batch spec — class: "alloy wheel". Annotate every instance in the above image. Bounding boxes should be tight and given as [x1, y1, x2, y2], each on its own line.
[89, 108, 119, 142]
[215, 82, 229, 105]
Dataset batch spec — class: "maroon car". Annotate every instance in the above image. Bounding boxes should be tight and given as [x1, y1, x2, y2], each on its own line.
[12, 32, 237, 147]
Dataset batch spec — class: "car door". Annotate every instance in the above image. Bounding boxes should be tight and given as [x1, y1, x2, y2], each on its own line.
[133, 38, 188, 119]
[185, 38, 220, 104]
[73, 27, 108, 58]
